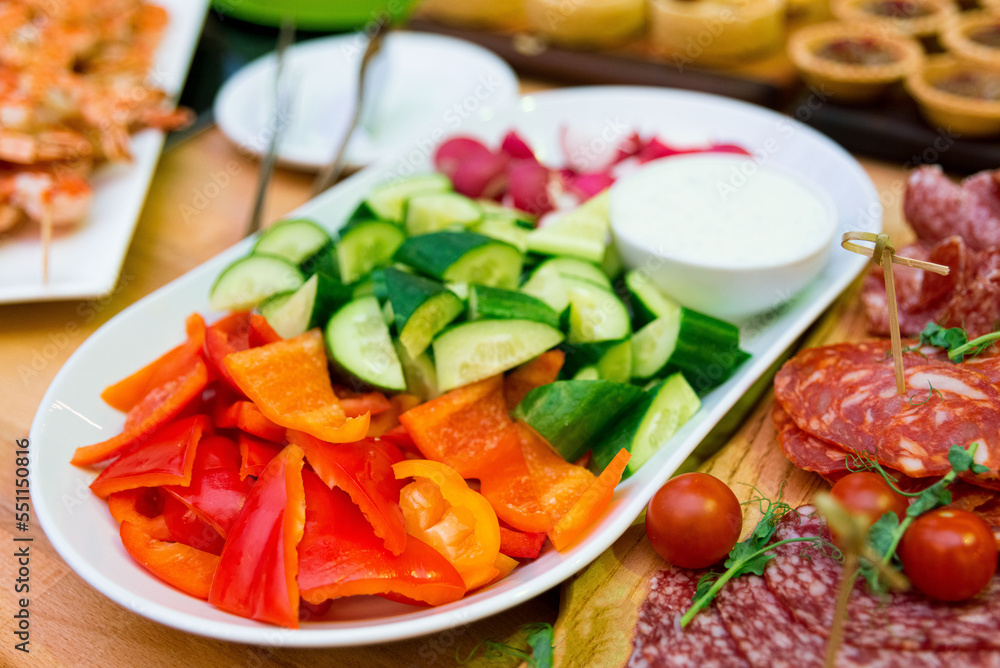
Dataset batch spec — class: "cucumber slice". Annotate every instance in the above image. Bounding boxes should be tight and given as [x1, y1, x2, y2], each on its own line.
[394, 232, 523, 289]
[352, 280, 375, 299]
[526, 191, 610, 262]
[563, 276, 631, 344]
[513, 380, 644, 462]
[395, 340, 439, 401]
[468, 284, 560, 329]
[366, 173, 452, 222]
[404, 192, 482, 236]
[209, 254, 304, 311]
[384, 267, 465, 359]
[589, 372, 701, 476]
[253, 218, 331, 265]
[259, 273, 352, 338]
[520, 261, 569, 314]
[535, 257, 611, 288]
[433, 319, 565, 391]
[336, 220, 406, 285]
[478, 200, 535, 223]
[561, 338, 631, 382]
[475, 216, 530, 253]
[573, 366, 600, 380]
[626, 269, 678, 327]
[325, 296, 406, 392]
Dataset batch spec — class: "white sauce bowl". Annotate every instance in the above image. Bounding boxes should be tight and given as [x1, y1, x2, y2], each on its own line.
[610, 153, 837, 321]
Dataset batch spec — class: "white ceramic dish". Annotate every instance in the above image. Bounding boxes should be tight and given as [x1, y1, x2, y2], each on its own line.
[610, 153, 838, 321]
[31, 87, 881, 647]
[213, 31, 520, 171]
[0, 0, 208, 305]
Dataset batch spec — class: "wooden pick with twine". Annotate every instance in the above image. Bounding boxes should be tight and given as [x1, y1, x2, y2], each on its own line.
[841, 232, 949, 394]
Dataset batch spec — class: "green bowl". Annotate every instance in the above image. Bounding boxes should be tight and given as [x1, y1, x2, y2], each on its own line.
[211, 0, 419, 31]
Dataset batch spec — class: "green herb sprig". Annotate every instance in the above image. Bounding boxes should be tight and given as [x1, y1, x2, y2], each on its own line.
[912, 323, 1000, 363]
[459, 623, 554, 668]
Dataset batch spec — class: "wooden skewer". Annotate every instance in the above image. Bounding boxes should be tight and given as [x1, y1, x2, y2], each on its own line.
[841, 231, 950, 395]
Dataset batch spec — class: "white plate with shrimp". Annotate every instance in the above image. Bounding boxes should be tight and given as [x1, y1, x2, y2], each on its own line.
[0, 0, 208, 304]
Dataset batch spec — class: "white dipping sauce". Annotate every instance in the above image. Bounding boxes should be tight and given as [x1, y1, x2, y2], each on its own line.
[610, 154, 834, 269]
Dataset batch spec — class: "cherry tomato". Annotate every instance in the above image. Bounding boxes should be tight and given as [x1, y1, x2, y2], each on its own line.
[898, 508, 998, 602]
[645, 472, 742, 569]
[828, 472, 909, 544]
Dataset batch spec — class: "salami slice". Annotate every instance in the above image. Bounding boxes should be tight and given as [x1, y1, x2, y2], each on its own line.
[904, 165, 1000, 252]
[774, 342, 1000, 480]
[627, 567, 748, 668]
[763, 508, 1000, 652]
[772, 401, 851, 476]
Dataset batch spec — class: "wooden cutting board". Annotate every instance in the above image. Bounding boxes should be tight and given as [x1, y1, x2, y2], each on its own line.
[549, 162, 911, 667]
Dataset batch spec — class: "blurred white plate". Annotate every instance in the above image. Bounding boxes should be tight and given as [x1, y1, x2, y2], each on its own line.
[0, 0, 208, 304]
[32, 87, 880, 647]
[213, 31, 520, 170]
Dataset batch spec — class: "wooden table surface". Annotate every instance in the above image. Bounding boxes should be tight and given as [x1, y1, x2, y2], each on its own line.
[0, 80, 911, 667]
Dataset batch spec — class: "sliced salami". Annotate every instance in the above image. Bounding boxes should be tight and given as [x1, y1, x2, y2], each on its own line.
[627, 567, 748, 668]
[904, 165, 1000, 252]
[774, 342, 1000, 480]
[772, 400, 850, 477]
[763, 508, 1000, 652]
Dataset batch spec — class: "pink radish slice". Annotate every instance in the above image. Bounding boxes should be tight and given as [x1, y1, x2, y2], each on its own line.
[508, 160, 556, 215]
[500, 131, 536, 161]
[451, 152, 509, 199]
[563, 171, 615, 200]
[434, 137, 493, 180]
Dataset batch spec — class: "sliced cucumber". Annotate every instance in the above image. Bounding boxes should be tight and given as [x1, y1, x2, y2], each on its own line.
[526, 191, 610, 263]
[626, 269, 678, 327]
[395, 340, 439, 401]
[513, 380, 644, 462]
[535, 257, 611, 288]
[325, 296, 406, 392]
[209, 254, 304, 311]
[433, 319, 564, 391]
[468, 284, 560, 329]
[404, 192, 482, 236]
[563, 276, 631, 345]
[366, 173, 452, 222]
[253, 218, 331, 265]
[394, 232, 523, 289]
[520, 261, 569, 314]
[475, 216, 530, 253]
[573, 366, 600, 380]
[353, 279, 375, 299]
[589, 373, 701, 476]
[562, 338, 633, 383]
[384, 267, 465, 359]
[259, 272, 352, 338]
[479, 200, 534, 223]
[336, 220, 406, 285]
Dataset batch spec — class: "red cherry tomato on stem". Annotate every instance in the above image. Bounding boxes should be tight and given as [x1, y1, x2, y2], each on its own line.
[645, 472, 742, 569]
[828, 472, 908, 545]
[898, 508, 998, 602]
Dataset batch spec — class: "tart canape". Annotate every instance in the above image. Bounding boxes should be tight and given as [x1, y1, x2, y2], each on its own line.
[417, 0, 525, 29]
[830, 0, 958, 38]
[649, 0, 785, 66]
[906, 54, 1000, 135]
[523, 0, 645, 48]
[788, 22, 924, 101]
[941, 11, 1000, 67]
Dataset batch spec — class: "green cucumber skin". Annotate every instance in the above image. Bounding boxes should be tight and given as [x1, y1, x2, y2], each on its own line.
[664, 310, 747, 394]
[252, 218, 332, 265]
[513, 380, 644, 462]
[469, 285, 560, 330]
[309, 273, 354, 330]
[337, 220, 406, 285]
[560, 338, 629, 380]
[383, 267, 453, 330]
[394, 231, 493, 279]
[209, 254, 304, 311]
[588, 391, 653, 474]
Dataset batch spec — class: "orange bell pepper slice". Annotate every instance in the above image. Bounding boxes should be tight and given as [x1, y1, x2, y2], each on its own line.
[503, 349, 565, 410]
[517, 421, 595, 524]
[209, 444, 306, 628]
[234, 401, 286, 442]
[549, 448, 630, 551]
[88, 415, 208, 499]
[203, 312, 253, 390]
[367, 394, 421, 438]
[107, 488, 171, 541]
[101, 314, 206, 412]
[120, 520, 220, 600]
[477, 424, 553, 534]
[223, 330, 368, 443]
[341, 392, 392, 418]
[73, 355, 210, 466]
[393, 459, 501, 590]
[289, 431, 407, 556]
[297, 469, 466, 607]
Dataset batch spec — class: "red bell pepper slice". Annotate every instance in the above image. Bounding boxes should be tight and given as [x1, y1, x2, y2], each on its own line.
[549, 448, 630, 551]
[289, 431, 407, 555]
[248, 313, 282, 347]
[398, 375, 513, 479]
[234, 401, 286, 442]
[209, 443, 306, 628]
[101, 314, 206, 412]
[380, 425, 419, 454]
[203, 312, 253, 390]
[163, 435, 253, 540]
[503, 349, 565, 410]
[238, 433, 282, 480]
[297, 469, 466, 607]
[224, 330, 369, 443]
[73, 356, 210, 466]
[120, 520, 220, 600]
[88, 415, 209, 499]
[163, 494, 226, 555]
[498, 523, 547, 559]
[340, 391, 392, 418]
[107, 487, 171, 541]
